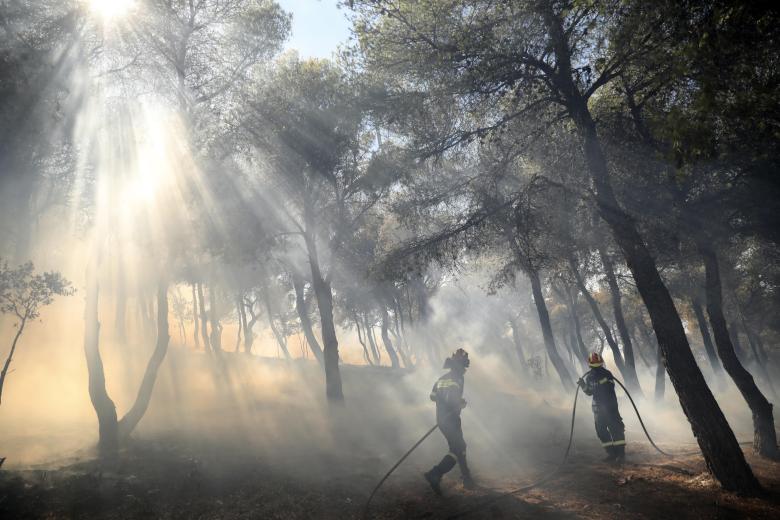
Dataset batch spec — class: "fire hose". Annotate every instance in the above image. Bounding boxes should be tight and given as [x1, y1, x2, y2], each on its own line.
[363, 374, 675, 519]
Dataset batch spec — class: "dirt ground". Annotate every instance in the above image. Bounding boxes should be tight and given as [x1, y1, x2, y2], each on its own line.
[1, 437, 778, 520]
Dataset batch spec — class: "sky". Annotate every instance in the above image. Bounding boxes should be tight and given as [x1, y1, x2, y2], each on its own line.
[277, 0, 353, 59]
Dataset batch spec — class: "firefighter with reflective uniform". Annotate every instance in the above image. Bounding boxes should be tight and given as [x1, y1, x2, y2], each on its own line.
[424, 349, 476, 494]
[578, 352, 626, 464]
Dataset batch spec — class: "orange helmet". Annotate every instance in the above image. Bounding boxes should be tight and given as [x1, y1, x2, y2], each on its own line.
[588, 352, 604, 368]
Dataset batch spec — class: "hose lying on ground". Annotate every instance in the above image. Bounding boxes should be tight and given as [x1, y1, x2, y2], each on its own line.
[361, 422, 441, 519]
[446, 376, 673, 519]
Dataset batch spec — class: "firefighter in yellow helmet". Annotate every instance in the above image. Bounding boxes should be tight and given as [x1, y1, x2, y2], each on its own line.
[424, 348, 475, 494]
[577, 352, 626, 464]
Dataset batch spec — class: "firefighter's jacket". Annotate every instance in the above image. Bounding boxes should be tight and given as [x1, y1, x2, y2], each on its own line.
[580, 366, 619, 412]
[430, 371, 465, 423]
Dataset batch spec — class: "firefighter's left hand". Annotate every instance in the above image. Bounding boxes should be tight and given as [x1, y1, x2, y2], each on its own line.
[460, 398, 467, 409]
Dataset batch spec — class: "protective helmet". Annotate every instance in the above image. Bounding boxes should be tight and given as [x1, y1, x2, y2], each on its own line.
[588, 352, 604, 368]
[444, 348, 470, 370]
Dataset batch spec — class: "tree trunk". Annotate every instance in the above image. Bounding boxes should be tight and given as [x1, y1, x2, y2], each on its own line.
[292, 272, 324, 366]
[118, 280, 171, 439]
[208, 284, 222, 352]
[569, 257, 627, 375]
[261, 290, 291, 360]
[0, 317, 26, 405]
[598, 245, 643, 396]
[197, 282, 210, 351]
[364, 314, 381, 365]
[562, 285, 590, 370]
[545, 6, 759, 490]
[654, 341, 665, 401]
[305, 231, 343, 401]
[354, 315, 374, 365]
[380, 306, 401, 368]
[691, 298, 723, 379]
[528, 269, 573, 388]
[699, 242, 778, 458]
[235, 296, 245, 352]
[84, 268, 118, 458]
[192, 283, 200, 349]
[507, 316, 528, 375]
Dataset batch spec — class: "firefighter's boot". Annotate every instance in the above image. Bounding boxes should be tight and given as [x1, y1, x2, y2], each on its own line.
[424, 470, 442, 495]
[425, 454, 455, 495]
[613, 445, 626, 465]
[602, 446, 616, 463]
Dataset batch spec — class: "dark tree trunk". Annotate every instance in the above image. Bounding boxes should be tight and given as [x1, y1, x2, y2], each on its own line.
[569, 257, 627, 375]
[235, 296, 245, 353]
[598, 245, 643, 396]
[545, 6, 759, 490]
[192, 283, 200, 349]
[84, 269, 118, 458]
[292, 272, 324, 366]
[0, 317, 26, 405]
[380, 306, 400, 368]
[305, 231, 343, 401]
[118, 280, 171, 439]
[691, 298, 723, 379]
[699, 243, 778, 458]
[528, 269, 573, 388]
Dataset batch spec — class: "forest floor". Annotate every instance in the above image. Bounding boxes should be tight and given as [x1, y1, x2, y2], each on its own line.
[1, 436, 779, 519]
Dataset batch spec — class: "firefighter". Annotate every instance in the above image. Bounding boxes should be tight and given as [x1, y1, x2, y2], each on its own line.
[424, 348, 475, 494]
[577, 352, 626, 464]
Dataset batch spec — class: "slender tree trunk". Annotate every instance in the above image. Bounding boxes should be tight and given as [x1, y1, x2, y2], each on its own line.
[197, 282, 210, 351]
[118, 280, 171, 439]
[354, 316, 374, 365]
[261, 290, 291, 360]
[236, 294, 247, 352]
[292, 272, 324, 365]
[691, 298, 723, 379]
[699, 243, 778, 458]
[654, 341, 665, 401]
[379, 306, 400, 368]
[208, 284, 222, 352]
[192, 283, 200, 349]
[304, 229, 343, 401]
[569, 257, 627, 375]
[244, 301, 258, 354]
[528, 269, 573, 388]
[0, 317, 26, 405]
[563, 286, 590, 370]
[364, 314, 381, 365]
[598, 245, 643, 396]
[507, 316, 528, 375]
[84, 268, 118, 458]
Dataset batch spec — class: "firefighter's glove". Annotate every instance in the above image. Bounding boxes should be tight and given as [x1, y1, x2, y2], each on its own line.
[460, 398, 467, 409]
[577, 378, 585, 389]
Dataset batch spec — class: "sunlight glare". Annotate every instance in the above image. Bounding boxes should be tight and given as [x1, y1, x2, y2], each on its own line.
[89, 0, 136, 21]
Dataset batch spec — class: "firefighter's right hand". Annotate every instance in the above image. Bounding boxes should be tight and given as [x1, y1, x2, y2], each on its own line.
[460, 398, 467, 409]
[576, 378, 585, 388]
